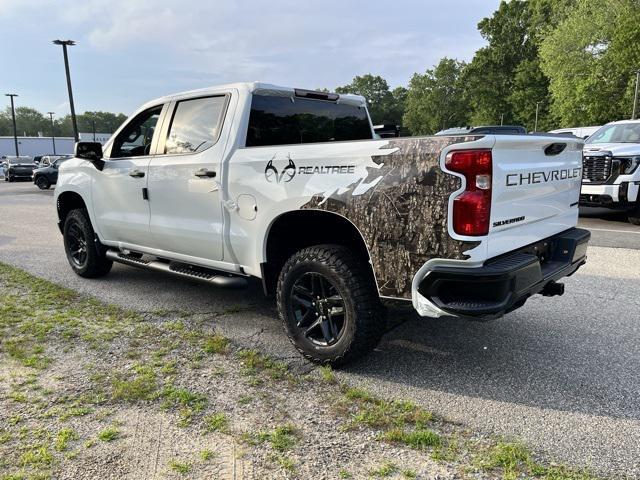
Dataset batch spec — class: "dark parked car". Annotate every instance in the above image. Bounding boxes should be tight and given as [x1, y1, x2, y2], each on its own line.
[32, 156, 72, 189]
[5, 157, 36, 182]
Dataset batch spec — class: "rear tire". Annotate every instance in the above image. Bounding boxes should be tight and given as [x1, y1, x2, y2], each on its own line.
[63, 208, 112, 278]
[277, 245, 385, 366]
[35, 176, 50, 190]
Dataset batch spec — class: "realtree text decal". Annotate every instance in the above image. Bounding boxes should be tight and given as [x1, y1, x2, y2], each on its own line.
[265, 155, 355, 184]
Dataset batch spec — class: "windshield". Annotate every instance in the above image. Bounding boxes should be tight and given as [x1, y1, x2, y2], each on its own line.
[8, 158, 30, 164]
[586, 123, 640, 144]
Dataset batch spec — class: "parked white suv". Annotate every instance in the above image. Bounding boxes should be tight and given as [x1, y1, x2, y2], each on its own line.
[580, 120, 640, 224]
[54, 82, 590, 365]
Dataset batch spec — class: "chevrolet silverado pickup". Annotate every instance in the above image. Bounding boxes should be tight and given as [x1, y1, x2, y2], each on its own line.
[55, 82, 590, 365]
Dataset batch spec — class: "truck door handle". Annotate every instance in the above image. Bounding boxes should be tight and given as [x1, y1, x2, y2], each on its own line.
[129, 169, 145, 178]
[194, 168, 216, 178]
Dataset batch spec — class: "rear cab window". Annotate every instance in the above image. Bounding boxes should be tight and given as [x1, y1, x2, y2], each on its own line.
[165, 96, 228, 155]
[246, 93, 373, 147]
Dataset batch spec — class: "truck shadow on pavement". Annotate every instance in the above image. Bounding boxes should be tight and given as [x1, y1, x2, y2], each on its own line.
[349, 278, 640, 422]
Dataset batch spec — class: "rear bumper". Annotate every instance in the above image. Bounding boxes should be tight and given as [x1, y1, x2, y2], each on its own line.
[414, 228, 590, 320]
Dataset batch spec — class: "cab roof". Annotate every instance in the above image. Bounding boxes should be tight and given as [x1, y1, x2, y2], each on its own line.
[140, 82, 367, 112]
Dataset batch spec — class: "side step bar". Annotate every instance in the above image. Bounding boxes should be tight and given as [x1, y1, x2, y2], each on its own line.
[105, 250, 248, 289]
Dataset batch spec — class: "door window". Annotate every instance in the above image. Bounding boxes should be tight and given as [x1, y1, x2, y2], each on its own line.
[165, 96, 227, 155]
[111, 106, 162, 158]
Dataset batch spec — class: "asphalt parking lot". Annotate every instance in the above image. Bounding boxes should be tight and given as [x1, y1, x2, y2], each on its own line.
[1, 181, 639, 477]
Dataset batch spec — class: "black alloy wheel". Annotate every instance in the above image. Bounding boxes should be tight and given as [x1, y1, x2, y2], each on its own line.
[66, 222, 88, 268]
[63, 208, 113, 278]
[277, 245, 385, 366]
[290, 272, 346, 346]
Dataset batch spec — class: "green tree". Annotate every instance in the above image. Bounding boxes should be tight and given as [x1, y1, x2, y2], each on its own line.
[335, 74, 404, 125]
[462, 0, 536, 125]
[540, 0, 640, 125]
[403, 58, 468, 135]
[5, 107, 49, 137]
[78, 111, 128, 134]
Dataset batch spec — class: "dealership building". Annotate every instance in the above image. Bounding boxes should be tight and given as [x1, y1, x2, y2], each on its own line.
[0, 132, 111, 158]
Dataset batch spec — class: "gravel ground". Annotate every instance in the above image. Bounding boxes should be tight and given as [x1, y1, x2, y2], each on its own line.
[1, 182, 639, 477]
[1, 264, 523, 479]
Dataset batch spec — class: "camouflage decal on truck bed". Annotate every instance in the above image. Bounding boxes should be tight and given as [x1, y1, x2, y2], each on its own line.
[302, 136, 482, 298]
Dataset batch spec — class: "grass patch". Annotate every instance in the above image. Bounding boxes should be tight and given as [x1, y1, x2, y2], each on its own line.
[204, 412, 229, 433]
[340, 387, 432, 431]
[20, 445, 53, 467]
[161, 384, 207, 426]
[55, 428, 78, 451]
[97, 427, 120, 442]
[236, 349, 289, 380]
[111, 364, 158, 402]
[202, 334, 230, 354]
[369, 461, 397, 477]
[168, 460, 191, 474]
[381, 428, 441, 449]
[319, 365, 336, 383]
[243, 424, 298, 452]
[273, 454, 296, 472]
[199, 449, 215, 461]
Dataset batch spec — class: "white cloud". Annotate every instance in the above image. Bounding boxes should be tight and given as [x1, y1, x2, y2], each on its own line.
[1, 0, 498, 112]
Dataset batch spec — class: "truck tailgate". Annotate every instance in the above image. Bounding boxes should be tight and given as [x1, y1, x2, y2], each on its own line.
[487, 135, 584, 259]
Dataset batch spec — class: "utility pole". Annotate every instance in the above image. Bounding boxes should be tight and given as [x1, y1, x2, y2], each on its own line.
[633, 70, 640, 120]
[500, 113, 504, 125]
[48, 112, 57, 155]
[534, 101, 542, 132]
[5, 94, 19, 156]
[91, 120, 96, 141]
[53, 39, 79, 142]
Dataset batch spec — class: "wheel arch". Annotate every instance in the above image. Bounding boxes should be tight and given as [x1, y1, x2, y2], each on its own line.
[260, 209, 377, 295]
[56, 190, 90, 233]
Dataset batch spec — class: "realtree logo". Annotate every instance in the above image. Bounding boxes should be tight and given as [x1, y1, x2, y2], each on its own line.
[264, 154, 356, 184]
[265, 156, 296, 184]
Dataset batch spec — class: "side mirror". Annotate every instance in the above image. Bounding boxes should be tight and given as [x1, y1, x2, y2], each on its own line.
[75, 142, 105, 171]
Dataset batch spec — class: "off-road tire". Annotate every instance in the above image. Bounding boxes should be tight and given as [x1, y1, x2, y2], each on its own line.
[63, 208, 112, 278]
[277, 244, 385, 366]
[35, 176, 50, 190]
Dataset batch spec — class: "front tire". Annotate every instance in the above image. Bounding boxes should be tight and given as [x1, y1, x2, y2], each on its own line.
[35, 176, 51, 190]
[63, 209, 112, 278]
[7, 173, 13, 182]
[277, 245, 385, 366]
[628, 203, 640, 225]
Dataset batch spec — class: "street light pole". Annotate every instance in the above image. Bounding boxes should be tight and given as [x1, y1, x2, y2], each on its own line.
[52, 39, 79, 142]
[5, 93, 19, 156]
[534, 101, 542, 132]
[48, 112, 57, 155]
[632, 70, 640, 120]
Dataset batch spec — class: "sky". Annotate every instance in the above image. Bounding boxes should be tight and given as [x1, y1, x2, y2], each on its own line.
[0, 0, 500, 117]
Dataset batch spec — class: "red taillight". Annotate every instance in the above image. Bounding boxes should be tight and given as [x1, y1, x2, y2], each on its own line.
[445, 149, 492, 236]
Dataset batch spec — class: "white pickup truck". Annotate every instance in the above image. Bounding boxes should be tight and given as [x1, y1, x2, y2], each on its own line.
[579, 120, 640, 224]
[55, 82, 590, 365]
